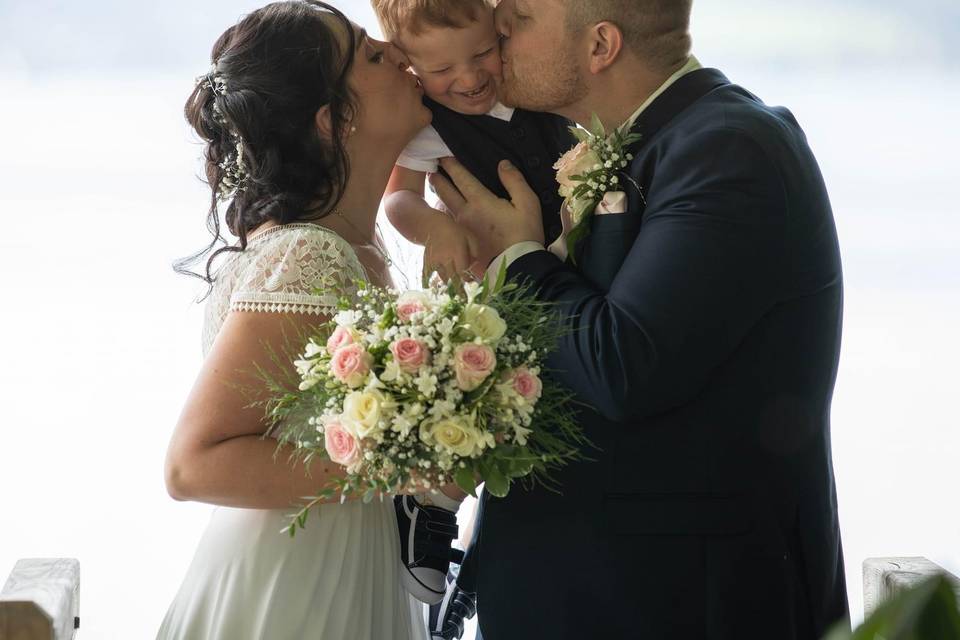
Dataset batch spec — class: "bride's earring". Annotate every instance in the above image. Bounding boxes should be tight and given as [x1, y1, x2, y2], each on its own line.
[349, 125, 357, 136]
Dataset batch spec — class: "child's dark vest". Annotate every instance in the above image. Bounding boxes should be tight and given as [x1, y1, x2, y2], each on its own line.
[425, 97, 575, 245]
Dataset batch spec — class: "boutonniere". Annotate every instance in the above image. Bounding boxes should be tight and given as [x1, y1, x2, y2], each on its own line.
[552, 114, 642, 262]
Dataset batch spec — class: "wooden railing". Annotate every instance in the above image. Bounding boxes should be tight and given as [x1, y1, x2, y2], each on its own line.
[0, 559, 79, 640]
[1, 555, 957, 637]
[863, 556, 960, 617]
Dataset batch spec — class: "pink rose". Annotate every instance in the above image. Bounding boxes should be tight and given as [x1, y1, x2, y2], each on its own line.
[396, 292, 430, 322]
[324, 419, 360, 467]
[326, 326, 355, 354]
[509, 367, 543, 403]
[330, 343, 373, 388]
[453, 343, 496, 391]
[390, 338, 430, 373]
[553, 141, 601, 199]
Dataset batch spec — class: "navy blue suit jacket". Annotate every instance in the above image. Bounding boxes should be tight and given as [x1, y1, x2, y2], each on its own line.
[473, 69, 849, 639]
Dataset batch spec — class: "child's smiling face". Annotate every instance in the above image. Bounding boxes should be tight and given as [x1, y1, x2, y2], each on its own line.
[400, 7, 503, 115]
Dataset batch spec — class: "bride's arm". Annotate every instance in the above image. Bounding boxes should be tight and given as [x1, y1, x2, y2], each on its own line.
[164, 310, 346, 509]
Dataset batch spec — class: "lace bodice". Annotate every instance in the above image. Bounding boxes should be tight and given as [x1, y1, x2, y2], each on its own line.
[201, 224, 367, 356]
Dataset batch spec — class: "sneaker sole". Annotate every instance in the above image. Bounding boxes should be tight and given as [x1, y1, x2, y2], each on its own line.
[399, 561, 446, 604]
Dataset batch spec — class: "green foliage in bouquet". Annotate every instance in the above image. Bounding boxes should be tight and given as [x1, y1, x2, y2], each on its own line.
[824, 575, 960, 640]
[255, 264, 590, 536]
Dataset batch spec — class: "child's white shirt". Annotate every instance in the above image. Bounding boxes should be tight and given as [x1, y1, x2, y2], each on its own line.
[396, 102, 516, 173]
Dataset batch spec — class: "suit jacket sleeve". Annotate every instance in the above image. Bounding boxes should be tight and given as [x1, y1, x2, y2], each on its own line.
[508, 127, 790, 422]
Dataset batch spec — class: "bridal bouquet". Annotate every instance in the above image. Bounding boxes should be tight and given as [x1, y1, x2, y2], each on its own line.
[261, 270, 585, 534]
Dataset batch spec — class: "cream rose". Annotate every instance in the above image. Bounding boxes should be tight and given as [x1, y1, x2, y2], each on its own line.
[329, 343, 373, 388]
[420, 416, 481, 457]
[453, 343, 497, 391]
[390, 338, 430, 373]
[342, 390, 385, 438]
[323, 419, 360, 468]
[553, 141, 601, 199]
[462, 304, 507, 344]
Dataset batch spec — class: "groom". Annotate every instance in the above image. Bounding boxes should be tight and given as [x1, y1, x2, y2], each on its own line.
[431, 0, 850, 638]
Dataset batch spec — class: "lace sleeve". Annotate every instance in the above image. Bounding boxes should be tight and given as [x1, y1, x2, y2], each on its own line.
[229, 226, 365, 316]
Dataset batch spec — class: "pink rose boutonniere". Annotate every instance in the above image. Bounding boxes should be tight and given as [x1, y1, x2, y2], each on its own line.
[550, 114, 642, 263]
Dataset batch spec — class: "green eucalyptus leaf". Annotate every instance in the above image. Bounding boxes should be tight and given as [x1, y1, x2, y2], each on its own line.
[570, 126, 591, 144]
[564, 212, 593, 265]
[508, 457, 536, 478]
[494, 257, 508, 294]
[484, 465, 510, 498]
[589, 112, 605, 138]
[454, 466, 478, 498]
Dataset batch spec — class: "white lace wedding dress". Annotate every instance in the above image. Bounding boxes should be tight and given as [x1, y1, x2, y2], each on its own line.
[157, 223, 427, 640]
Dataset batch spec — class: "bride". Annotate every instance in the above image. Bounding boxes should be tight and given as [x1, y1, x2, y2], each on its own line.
[157, 2, 441, 638]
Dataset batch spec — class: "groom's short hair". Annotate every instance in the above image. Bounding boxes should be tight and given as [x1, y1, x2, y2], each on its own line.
[564, 0, 693, 71]
[371, 0, 493, 41]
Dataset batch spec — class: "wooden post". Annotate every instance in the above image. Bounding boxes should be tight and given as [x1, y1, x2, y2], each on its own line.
[0, 559, 79, 640]
[863, 556, 960, 618]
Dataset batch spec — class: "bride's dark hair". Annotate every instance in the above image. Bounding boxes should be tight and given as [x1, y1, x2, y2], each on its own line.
[176, 0, 358, 288]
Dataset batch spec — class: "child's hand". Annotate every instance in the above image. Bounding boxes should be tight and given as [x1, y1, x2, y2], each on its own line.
[422, 218, 479, 283]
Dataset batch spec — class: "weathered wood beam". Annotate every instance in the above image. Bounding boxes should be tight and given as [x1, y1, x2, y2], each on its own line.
[0, 558, 79, 640]
[863, 556, 960, 617]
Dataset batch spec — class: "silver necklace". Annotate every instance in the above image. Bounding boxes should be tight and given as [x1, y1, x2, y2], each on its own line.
[333, 209, 393, 268]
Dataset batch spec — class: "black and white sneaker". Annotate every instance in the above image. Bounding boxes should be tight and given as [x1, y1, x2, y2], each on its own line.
[394, 495, 460, 604]
[429, 566, 478, 640]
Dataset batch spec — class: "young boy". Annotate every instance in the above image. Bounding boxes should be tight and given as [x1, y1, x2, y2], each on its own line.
[372, 3, 575, 632]
[372, 0, 575, 279]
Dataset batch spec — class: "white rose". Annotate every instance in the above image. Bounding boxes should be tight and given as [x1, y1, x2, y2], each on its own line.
[342, 390, 385, 438]
[419, 416, 482, 458]
[462, 304, 507, 344]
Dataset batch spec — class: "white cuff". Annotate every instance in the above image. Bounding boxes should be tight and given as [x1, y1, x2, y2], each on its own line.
[486, 241, 546, 279]
[395, 155, 439, 173]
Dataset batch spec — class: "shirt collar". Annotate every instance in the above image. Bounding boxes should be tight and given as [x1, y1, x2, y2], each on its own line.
[488, 101, 515, 122]
[621, 55, 702, 131]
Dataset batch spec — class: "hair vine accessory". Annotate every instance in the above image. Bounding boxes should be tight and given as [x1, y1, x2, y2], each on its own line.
[218, 136, 248, 201]
[196, 65, 250, 201]
[195, 66, 228, 97]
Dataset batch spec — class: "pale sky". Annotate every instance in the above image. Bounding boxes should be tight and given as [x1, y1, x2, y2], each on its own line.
[0, 0, 957, 76]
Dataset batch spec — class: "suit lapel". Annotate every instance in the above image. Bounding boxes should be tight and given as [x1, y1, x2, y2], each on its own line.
[627, 68, 731, 156]
[573, 69, 731, 268]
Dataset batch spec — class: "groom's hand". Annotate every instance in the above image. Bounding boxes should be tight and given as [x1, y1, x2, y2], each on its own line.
[429, 157, 544, 265]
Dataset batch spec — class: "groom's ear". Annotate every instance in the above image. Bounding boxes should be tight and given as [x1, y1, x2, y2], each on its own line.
[587, 21, 625, 74]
